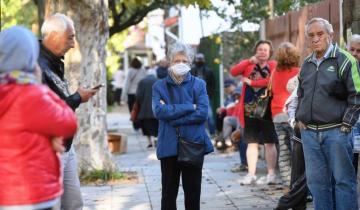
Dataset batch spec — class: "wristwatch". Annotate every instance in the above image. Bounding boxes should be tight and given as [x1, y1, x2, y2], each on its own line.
[340, 124, 352, 133]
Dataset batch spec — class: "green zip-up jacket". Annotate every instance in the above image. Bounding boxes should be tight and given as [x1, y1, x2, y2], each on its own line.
[296, 43, 360, 130]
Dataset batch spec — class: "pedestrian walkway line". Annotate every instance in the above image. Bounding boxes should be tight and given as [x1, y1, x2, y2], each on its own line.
[141, 167, 154, 210]
[204, 170, 240, 210]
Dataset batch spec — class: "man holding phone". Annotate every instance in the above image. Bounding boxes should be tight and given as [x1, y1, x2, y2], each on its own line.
[92, 83, 105, 90]
[38, 13, 99, 210]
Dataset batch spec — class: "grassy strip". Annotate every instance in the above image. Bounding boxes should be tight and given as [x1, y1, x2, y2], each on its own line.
[81, 169, 124, 183]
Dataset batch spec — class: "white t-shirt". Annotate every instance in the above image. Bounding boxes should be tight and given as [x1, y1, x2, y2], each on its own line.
[112, 69, 125, 89]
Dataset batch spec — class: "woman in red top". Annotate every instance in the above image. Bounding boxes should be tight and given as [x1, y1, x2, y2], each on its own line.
[231, 40, 278, 185]
[0, 26, 77, 210]
[270, 42, 300, 186]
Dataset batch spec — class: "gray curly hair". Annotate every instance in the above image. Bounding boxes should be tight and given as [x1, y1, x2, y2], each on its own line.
[167, 42, 194, 64]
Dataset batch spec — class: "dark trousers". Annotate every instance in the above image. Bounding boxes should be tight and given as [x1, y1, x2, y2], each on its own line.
[160, 156, 202, 210]
[127, 94, 136, 112]
[114, 88, 122, 105]
[275, 129, 308, 210]
[215, 111, 226, 133]
[353, 153, 358, 174]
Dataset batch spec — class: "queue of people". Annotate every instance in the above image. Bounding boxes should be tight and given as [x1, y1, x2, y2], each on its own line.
[216, 18, 360, 210]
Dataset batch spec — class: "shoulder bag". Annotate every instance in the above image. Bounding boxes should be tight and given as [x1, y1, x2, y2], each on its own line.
[253, 71, 273, 119]
[130, 100, 140, 122]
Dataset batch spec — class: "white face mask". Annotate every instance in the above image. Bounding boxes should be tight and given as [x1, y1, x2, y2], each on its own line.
[169, 63, 191, 76]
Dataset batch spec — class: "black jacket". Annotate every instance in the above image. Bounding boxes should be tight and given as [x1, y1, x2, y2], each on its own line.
[38, 43, 81, 151]
[136, 74, 158, 120]
[296, 44, 360, 129]
[191, 64, 215, 97]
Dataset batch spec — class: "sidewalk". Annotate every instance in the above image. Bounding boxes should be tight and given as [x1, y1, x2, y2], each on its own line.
[81, 106, 307, 210]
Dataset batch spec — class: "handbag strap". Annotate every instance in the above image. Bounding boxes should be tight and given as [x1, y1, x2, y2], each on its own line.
[129, 68, 140, 83]
[266, 70, 274, 96]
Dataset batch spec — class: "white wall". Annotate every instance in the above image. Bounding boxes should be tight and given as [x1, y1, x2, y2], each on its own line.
[145, 9, 166, 61]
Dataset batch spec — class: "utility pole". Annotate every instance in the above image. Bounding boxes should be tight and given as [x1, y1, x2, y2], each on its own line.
[269, 0, 274, 18]
[0, 0, 2, 32]
[199, 7, 204, 38]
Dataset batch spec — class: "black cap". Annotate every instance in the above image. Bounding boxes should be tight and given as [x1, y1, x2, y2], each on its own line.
[224, 79, 236, 88]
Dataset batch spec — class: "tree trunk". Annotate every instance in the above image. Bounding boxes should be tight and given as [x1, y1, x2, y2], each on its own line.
[351, 0, 360, 34]
[44, 0, 116, 174]
[343, 0, 360, 40]
[33, 0, 46, 35]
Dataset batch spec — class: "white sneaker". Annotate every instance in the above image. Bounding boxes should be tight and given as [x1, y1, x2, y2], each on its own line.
[240, 174, 257, 185]
[216, 141, 223, 148]
[256, 174, 277, 185]
[225, 139, 233, 147]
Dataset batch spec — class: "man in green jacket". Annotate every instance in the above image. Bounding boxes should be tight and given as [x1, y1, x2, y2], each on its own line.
[296, 17, 360, 210]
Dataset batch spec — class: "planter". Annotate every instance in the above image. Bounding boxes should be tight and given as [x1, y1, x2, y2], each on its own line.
[108, 132, 127, 154]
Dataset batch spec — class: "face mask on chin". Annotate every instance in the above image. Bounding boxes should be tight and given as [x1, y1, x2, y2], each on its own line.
[169, 63, 191, 76]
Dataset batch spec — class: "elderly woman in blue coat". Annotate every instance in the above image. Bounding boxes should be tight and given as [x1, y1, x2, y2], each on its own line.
[152, 42, 214, 210]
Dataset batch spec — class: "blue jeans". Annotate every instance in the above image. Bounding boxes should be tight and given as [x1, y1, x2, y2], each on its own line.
[238, 140, 248, 166]
[207, 103, 216, 135]
[222, 117, 248, 165]
[301, 128, 357, 210]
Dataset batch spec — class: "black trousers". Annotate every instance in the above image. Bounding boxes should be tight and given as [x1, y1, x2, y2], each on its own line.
[160, 156, 203, 210]
[353, 153, 358, 174]
[215, 111, 226, 133]
[114, 88, 122, 105]
[127, 94, 136, 112]
[275, 128, 308, 210]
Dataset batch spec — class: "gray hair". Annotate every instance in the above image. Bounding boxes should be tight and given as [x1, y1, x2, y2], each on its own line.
[305, 17, 334, 36]
[347, 34, 360, 49]
[168, 42, 194, 63]
[41, 13, 74, 38]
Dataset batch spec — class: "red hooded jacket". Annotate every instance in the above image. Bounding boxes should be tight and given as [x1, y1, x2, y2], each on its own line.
[0, 84, 77, 205]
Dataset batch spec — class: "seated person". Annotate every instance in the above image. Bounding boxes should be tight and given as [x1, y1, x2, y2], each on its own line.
[214, 79, 241, 149]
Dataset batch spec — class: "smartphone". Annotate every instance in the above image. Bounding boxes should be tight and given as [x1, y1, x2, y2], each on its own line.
[92, 84, 105, 90]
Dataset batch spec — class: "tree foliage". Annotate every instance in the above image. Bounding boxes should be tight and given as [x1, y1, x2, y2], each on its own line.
[209, 0, 321, 66]
[108, 0, 211, 37]
[213, 0, 322, 29]
[222, 30, 259, 69]
[0, 0, 38, 32]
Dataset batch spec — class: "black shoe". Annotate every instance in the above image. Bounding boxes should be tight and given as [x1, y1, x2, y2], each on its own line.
[293, 206, 306, 210]
[239, 164, 248, 172]
[230, 164, 248, 173]
[147, 144, 153, 148]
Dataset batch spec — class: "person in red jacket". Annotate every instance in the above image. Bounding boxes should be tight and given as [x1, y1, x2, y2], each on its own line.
[0, 26, 77, 210]
[230, 40, 278, 185]
[270, 42, 300, 187]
